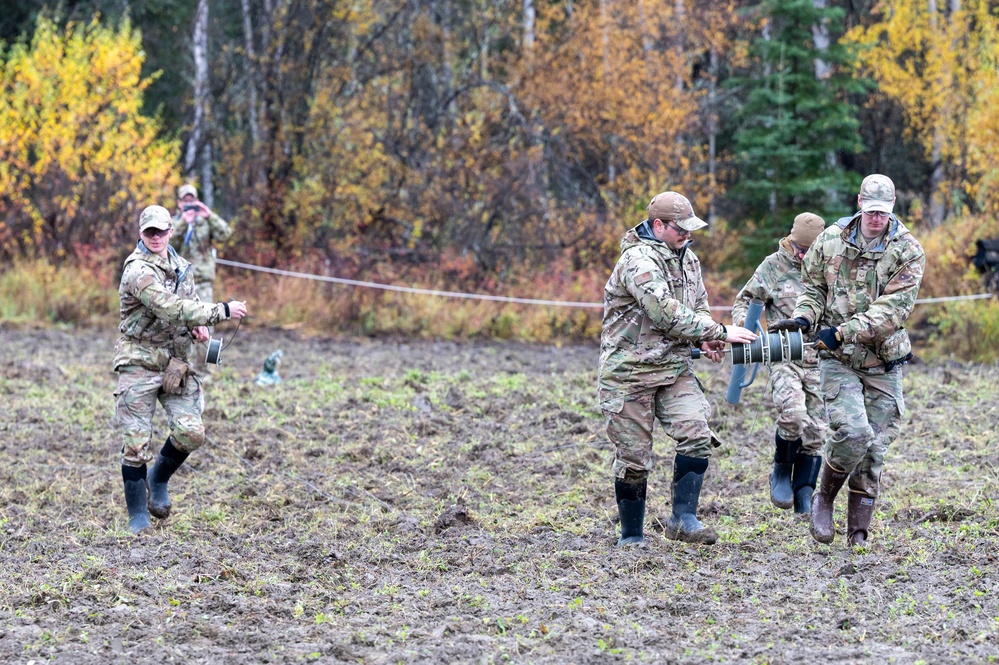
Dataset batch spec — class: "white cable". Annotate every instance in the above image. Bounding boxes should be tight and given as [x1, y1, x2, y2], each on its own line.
[216, 258, 994, 311]
[215, 258, 605, 308]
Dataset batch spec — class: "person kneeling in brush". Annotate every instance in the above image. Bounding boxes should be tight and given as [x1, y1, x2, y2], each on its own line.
[113, 205, 247, 535]
[598, 191, 756, 546]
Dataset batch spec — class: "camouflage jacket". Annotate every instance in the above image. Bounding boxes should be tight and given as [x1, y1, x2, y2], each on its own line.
[598, 222, 726, 401]
[732, 238, 818, 367]
[793, 213, 925, 371]
[113, 243, 228, 372]
[170, 210, 233, 283]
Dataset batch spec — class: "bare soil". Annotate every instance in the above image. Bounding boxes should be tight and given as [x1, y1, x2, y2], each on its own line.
[0, 324, 997, 663]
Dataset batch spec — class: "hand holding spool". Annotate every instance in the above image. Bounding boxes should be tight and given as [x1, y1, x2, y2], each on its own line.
[205, 300, 248, 365]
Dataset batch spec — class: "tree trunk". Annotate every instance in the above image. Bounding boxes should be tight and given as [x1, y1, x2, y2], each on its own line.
[523, 0, 535, 56]
[600, 0, 613, 183]
[441, 1, 458, 120]
[674, 0, 685, 91]
[240, 0, 261, 149]
[927, 0, 947, 227]
[707, 45, 718, 228]
[637, 0, 654, 75]
[812, 0, 838, 209]
[201, 141, 214, 209]
[184, 0, 209, 179]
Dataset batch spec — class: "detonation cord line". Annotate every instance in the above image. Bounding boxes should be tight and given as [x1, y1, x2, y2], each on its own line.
[216, 257, 995, 310]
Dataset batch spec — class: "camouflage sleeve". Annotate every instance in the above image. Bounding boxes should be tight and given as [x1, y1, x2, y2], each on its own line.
[208, 212, 233, 243]
[792, 242, 828, 327]
[623, 253, 726, 342]
[125, 265, 226, 327]
[169, 215, 187, 250]
[692, 266, 711, 318]
[731, 258, 774, 327]
[839, 243, 926, 345]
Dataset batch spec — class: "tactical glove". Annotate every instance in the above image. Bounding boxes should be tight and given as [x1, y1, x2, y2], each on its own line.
[162, 357, 191, 395]
[814, 327, 843, 352]
[768, 317, 810, 333]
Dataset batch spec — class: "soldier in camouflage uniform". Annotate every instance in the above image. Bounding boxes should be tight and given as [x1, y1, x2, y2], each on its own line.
[115, 205, 248, 534]
[170, 184, 234, 379]
[599, 192, 756, 546]
[770, 175, 925, 547]
[732, 213, 827, 514]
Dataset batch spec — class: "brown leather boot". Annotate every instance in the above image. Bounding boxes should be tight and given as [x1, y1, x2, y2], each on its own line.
[847, 491, 876, 547]
[809, 460, 848, 544]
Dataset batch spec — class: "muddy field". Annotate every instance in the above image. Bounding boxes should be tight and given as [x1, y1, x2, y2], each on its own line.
[0, 324, 996, 663]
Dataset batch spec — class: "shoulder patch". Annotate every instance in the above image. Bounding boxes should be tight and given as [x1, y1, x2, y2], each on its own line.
[634, 271, 654, 286]
[135, 274, 156, 291]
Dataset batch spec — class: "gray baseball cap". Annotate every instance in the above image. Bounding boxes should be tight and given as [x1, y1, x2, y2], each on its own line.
[139, 205, 172, 232]
[859, 174, 895, 214]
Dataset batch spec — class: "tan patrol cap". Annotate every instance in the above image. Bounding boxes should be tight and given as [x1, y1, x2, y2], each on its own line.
[789, 212, 825, 247]
[647, 191, 707, 232]
[177, 183, 198, 200]
[139, 205, 172, 232]
[859, 174, 895, 214]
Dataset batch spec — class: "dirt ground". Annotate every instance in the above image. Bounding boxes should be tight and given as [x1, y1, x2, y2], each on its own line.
[0, 324, 996, 664]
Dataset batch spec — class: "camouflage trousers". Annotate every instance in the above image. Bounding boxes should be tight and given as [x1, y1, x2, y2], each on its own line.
[601, 371, 721, 483]
[820, 359, 904, 498]
[767, 362, 827, 453]
[114, 365, 206, 467]
[190, 281, 215, 376]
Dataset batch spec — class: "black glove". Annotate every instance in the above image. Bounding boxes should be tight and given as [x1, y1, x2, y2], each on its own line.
[768, 317, 810, 333]
[884, 352, 913, 372]
[814, 327, 843, 351]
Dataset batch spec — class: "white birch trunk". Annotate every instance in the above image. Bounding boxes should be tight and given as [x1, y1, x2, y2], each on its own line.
[184, 0, 209, 178]
[240, 0, 260, 148]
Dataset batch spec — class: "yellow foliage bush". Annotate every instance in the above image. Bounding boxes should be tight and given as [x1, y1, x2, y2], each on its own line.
[0, 259, 117, 325]
[917, 214, 999, 300]
[0, 16, 179, 258]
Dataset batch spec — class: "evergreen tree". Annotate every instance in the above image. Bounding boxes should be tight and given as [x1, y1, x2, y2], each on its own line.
[729, 0, 867, 261]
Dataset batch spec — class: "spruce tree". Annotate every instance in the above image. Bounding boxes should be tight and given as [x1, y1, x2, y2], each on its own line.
[729, 0, 867, 261]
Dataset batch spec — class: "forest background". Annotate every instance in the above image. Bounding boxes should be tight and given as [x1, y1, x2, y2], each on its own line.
[0, 0, 998, 359]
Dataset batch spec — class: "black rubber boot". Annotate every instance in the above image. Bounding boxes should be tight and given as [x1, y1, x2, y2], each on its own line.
[770, 433, 800, 509]
[122, 464, 151, 534]
[847, 491, 876, 547]
[147, 437, 189, 519]
[791, 452, 822, 514]
[665, 455, 717, 544]
[615, 479, 647, 546]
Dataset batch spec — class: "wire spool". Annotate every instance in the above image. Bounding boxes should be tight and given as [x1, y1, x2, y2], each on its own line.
[205, 337, 224, 365]
[731, 331, 805, 366]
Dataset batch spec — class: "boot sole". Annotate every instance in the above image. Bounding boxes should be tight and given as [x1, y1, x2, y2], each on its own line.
[665, 526, 718, 545]
[129, 518, 153, 535]
[809, 525, 834, 544]
[770, 494, 793, 509]
[148, 504, 172, 520]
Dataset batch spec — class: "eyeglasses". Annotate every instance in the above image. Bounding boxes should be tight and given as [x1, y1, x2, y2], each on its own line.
[141, 227, 171, 239]
[790, 241, 807, 256]
[667, 221, 691, 236]
[864, 210, 890, 220]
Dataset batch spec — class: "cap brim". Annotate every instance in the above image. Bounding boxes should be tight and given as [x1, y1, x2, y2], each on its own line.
[140, 220, 171, 231]
[676, 215, 708, 232]
[861, 199, 893, 214]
